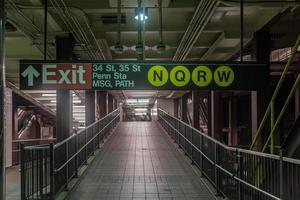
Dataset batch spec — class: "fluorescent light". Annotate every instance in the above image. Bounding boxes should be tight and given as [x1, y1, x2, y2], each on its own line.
[42, 93, 56, 97]
[51, 100, 81, 103]
[135, 108, 148, 112]
[138, 99, 149, 103]
[135, 113, 147, 115]
[35, 97, 56, 100]
[126, 99, 138, 103]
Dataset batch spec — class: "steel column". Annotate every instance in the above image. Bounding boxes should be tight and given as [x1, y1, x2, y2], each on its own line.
[0, 0, 5, 198]
[107, 94, 114, 113]
[295, 59, 300, 119]
[96, 91, 108, 119]
[56, 35, 74, 142]
[211, 91, 222, 140]
[228, 93, 237, 146]
[181, 94, 188, 123]
[174, 98, 179, 118]
[251, 31, 271, 149]
[192, 91, 200, 130]
[85, 91, 95, 126]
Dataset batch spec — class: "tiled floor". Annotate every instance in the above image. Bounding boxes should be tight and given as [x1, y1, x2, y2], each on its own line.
[6, 165, 20, 200]
[66, 122, 215, 200]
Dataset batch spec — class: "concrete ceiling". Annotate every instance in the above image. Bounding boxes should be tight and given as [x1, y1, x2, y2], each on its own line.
[4, 0, 299, 120]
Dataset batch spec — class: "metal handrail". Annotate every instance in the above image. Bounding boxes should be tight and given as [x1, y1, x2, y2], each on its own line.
[158, 108, 300, 200]
[54, 109, 119, 148]
[250, 34, 300, 153]
[20, 109, 120, 200]
[54, 113, 120, 173]
[159, 108, 281, 159]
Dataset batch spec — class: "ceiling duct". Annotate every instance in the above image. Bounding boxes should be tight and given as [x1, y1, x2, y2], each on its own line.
[173, 0, 219, 61]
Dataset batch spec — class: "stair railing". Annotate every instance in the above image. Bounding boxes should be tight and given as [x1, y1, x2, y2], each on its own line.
[250, 35, 300, 154]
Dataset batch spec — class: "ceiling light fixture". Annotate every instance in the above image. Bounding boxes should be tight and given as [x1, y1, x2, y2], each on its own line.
[134, 8, 148, 21]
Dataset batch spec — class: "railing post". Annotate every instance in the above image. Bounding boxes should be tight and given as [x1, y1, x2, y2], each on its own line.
[65, 141, 69, 190]
[75, 134, 78, 178]
[200, 134, 203, 177]
[85, 129, 88, 165]
[39, 150, 44, 198]
[91, 128, 95, 156]
[270, 100, 275, 154]
[237, 150, 242, 200]
[279, 150, 284, 200]
[49, 143, 55, 200]
[214, 142, 220, 195]
[20, 143, 26, 200]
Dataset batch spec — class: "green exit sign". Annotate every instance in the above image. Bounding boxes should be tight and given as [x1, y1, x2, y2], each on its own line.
[20, 60, 268, 91]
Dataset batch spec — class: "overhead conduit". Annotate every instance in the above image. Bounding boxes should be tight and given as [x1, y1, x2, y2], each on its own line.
[6, 0, 55, 58]
[49, 0, 106, 59]
[173, 0, 219, 61]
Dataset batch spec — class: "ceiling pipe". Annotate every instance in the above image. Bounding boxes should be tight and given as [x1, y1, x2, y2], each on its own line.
[220, 0, 300, 7]
[200, 31, 225, 60]
[179, 1, 219, 61]
[49, 0, 106, 59]
[174, 1, 205, 59]
[173, 0, 219, 61]
[157, 0, 166, 54]
[50, 0, 96, 58]
[114, 0, 123, 54]
[6, 0, 55, 58]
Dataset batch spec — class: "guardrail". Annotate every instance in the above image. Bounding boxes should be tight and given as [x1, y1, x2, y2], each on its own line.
[158, 108, 300, 200]
[12, 138, 56, 165]
[20, 109, 120, 200]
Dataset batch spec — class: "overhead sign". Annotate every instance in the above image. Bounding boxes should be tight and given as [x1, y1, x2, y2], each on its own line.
[19, 60, 268, 90]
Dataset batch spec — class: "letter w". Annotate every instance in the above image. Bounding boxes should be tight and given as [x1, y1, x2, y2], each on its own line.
[217, 71, 231, 82]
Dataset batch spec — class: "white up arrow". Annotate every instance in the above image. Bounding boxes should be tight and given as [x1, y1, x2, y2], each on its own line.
[21, 65, 40, 86]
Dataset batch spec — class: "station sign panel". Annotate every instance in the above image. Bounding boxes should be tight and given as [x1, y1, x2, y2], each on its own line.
[20, 60, 268, 90]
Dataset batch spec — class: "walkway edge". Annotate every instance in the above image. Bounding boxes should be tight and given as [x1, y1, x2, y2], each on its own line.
[56, 123, 120, 200]
[156, 121, 225, 200]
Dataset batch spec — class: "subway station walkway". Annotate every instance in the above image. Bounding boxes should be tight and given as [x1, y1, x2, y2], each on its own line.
[66, 122, 216, 200]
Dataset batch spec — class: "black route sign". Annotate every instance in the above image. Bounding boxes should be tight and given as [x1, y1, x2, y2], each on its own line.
[19, 60, 268, 90]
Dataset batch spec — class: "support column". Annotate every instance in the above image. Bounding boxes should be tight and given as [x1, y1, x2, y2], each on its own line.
[0, 0, 5, 197]
[96, 91, 108, 119]
[107, 94, 114, 113]
[181, 94, 188, 123]
[85, 91, 95, 126]
[228, 93, 237, 146]
[251, 31, 271, 144]
[56, 35, 74, 142]
[192, 91, 200, 130]
[295, 59, 300, 119]
[112, 98, 116, 110]
[211, 91, 222, 141]
[174, 98, 179, 118]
